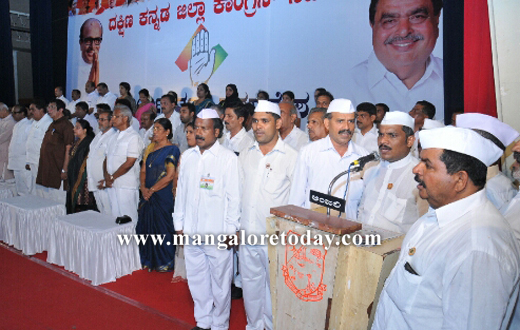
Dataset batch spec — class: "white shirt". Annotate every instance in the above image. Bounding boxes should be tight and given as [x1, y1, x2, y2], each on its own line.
[282, 125, 308, 152]
[373, 190, 520, 330]
[352, 124, 379, 154]
[57, 95, 70, 106]
[77, 113, 99, 135]
[96, 92, 117, 111]
[239, 138, 298, 236]
[155, 111, 181, 140]
[222, 127, 254, 155]
[26, 114, 53, 164]
[84, 90, 99, 110]
[7, 118, 32, 170]
[288, 136, 369, 220]
[105, 126, 144, 189]
[346, 52, 444, 121]
[358, 153, 428, 233]
[172, 123, 189, 153]
[501, 191, 520, 241]
[139, 126, 154, 149]
[87, 128, 116, 192]
[68, 99, 80, 113]
[173, 142, 240, 237]
[485, 165, 517, 211]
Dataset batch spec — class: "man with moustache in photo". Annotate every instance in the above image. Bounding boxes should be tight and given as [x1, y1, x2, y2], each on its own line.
[358, 112, 428, 233]
[346, 0, 444, 120]
[289, 99, 369, 220]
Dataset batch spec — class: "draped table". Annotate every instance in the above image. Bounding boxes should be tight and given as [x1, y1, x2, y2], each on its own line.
[0, 195, 65, 255]
[0, 181, 16, 199]
[46, 210, 141, 286]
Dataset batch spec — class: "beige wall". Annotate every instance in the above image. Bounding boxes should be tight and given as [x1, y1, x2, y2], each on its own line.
[489, 0, 520, 177]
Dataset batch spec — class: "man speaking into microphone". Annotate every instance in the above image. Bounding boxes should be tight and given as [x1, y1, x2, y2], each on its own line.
[289, 99, 369, 220]
[358, 112, 429, 233]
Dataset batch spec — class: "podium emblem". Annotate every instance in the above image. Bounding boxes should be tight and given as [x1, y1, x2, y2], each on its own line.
[282, 230, 327, 302]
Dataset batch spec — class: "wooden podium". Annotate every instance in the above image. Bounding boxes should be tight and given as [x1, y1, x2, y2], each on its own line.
[267, 205, 403, 330]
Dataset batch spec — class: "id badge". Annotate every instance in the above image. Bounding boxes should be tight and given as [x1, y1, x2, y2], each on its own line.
[200, 176, 215, 190]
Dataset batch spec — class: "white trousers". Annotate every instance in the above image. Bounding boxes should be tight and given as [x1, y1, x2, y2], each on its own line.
[107, 187, 138, 222]
[185, 244, 233, 330]
[93, 189, 112, 215]
[239, 245, 273, 330]
[13, 170, 31, 196]
[27, 162, 39, 195]
[35, 184, 67, 205]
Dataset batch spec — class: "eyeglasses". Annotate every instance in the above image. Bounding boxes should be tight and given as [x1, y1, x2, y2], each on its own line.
[379, 14, 430, 30]
[81, 37, 102, 45]
[98, 118, 111, 122]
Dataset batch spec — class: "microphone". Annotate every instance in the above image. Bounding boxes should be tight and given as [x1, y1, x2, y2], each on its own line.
[350, 152, 380, 172]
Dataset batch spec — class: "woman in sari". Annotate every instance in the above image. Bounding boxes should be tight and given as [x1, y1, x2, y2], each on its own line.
[192, 83, 214, 114]
[134, 88, 157, 124]
[118, 82, 137, 114]
[218, 83, 243, 109]
[137, 118, 180, 272]
[66, 119, 97, 214]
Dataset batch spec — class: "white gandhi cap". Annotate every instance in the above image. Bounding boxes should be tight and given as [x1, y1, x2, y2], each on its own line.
[456, 113, 519, 149]
[197, 108, 219, 119]
[380, 111, 415, 130]
[326, 98, 355, 114]
[419, 126, 503, 167]
[422, 118, 445, 130]
[255, 100, 280, 116]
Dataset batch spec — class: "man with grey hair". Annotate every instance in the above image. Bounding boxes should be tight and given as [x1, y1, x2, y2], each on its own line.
[0, 103, 16, 181]
[279, 102, 307, 151]
[306, 107, 328, 142]
[7, 105, 32, 195]
[101, 105, 144, 222]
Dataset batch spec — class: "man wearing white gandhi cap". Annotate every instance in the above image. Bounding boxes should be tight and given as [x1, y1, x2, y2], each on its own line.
[289, 98, 369, 220]
[358, 112, 428, 233]
[372, 126, 520, 330]
[456, 113, 519, 211]
[173, 108, 241, 330]
[238, 100, 297, 330]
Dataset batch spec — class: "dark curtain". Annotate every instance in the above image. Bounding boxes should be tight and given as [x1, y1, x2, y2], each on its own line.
[30, 0, 68, 103]
[443, 0, 464, 124]
[464, 0, 497, 117]
[30, 0, 54, 102]
[0, 0, 16, 106]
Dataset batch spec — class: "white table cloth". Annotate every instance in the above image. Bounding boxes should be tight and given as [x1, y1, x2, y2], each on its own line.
[0, 181, 16, 199]
[46, 210, 141, 286]
[0, 195, 65, 255]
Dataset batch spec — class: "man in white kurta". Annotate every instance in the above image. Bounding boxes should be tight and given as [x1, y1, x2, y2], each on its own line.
[289, 99, 369, 220]
[279, 102, 308, 151]
[239, 101, 298, 330]
[25, 103, 53, 194]
[156, 94, 181, 140]
[83, 81, 99, 113]
[358, 112, 428, 233]
[7, 106, 32, 194]
[103, 105, 144, 222]
[372, 127, 520, 330]
[173, 109, 240, 330]
[352, 102, 379, 154]
[223, 105, 254, 155]
[87, 109, 115, 215]
[456, 112, 519, 210]
[0, 105, 16, 181]
[95, 83, 117, 112]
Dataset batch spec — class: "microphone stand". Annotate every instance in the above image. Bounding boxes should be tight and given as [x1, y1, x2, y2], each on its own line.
[326, 165, 356, 216]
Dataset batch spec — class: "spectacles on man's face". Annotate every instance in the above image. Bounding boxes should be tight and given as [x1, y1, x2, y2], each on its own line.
[379, 14, 430, 30]
[81, 37, 102, 45]
[98, 117, 111, 122]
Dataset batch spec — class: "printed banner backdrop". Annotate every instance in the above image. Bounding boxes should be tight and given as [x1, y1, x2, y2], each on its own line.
[67, 0, 444, 121]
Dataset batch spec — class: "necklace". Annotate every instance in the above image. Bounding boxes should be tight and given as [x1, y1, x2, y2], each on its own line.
[148, 144, 167, 168]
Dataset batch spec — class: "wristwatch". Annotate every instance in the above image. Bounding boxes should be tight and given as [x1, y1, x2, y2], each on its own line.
[61, 169, 67, 173]
[110, 174, 114, 181]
